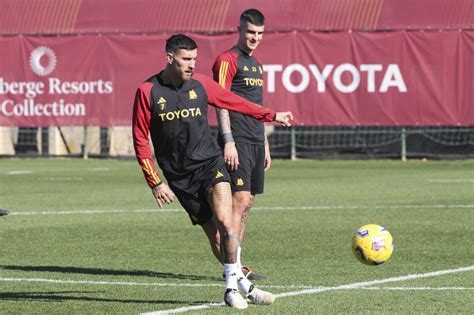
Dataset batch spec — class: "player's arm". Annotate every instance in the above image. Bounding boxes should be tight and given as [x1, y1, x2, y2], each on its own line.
[196, 74, 293, 125]
[132, 84, 174, 208]
[213, 56, 239, 171]
[264, 132, 271, 171]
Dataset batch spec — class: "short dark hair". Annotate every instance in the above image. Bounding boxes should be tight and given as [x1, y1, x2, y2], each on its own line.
[165, 34, 198, 53]
[240, 9, 265, 26]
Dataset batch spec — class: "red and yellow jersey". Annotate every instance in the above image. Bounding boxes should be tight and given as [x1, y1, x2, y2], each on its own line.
[132, 72, 275, 188]
[213, 46, 265, 145]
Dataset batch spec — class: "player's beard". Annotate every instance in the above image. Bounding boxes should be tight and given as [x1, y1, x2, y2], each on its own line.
[172, 68, 192, 84]
[183, 71, 193, 81]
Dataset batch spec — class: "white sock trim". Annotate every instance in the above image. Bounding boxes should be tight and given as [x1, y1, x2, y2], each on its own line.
[224, 263, 239, 290]
[236, 267, 253, 294]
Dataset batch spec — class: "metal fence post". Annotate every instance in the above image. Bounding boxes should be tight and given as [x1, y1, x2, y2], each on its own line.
[82, 126, 89, 160]
[401, 127, 407, 162]
[291, 127, 296, 160]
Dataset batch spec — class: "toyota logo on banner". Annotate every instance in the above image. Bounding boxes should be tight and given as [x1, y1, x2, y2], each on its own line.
[29, 46, 57, 76]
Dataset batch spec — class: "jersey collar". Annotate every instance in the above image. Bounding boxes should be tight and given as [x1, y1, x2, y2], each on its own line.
[233, 46, 252, 57]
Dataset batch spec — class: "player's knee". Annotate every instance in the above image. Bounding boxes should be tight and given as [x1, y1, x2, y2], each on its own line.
[233, 193, 253, 213]
[213, 214, 234, 233]
[223, 219, 237, 235]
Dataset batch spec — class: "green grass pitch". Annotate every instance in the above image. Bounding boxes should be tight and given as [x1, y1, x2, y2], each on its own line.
[0, 158, 473, 314]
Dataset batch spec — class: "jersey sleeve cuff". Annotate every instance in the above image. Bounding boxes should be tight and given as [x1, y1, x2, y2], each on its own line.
[151, 181, 163, 190]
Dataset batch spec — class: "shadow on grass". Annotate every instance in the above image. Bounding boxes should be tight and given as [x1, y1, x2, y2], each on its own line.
[1, 265, 219, 281]
[0, 290, 212, 305]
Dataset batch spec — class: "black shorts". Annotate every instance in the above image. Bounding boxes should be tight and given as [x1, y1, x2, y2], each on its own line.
[168, 157, 230, 225]
[230, 142, 265, 195]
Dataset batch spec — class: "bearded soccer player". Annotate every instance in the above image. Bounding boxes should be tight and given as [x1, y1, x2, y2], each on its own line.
[212, 9, 269, 280]
[132, 34, 293, 309]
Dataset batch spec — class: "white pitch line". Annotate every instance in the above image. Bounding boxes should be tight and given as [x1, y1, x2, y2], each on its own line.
[8, 204, 474, 216]
[9, 209, 182, 216]
[1, 276, 472, 293]
[87, 167, 110, 171]
[38, 177, 83, 181]
[428, 179, 474, 183]
[0, 277, 222, 288]
[7, 170, 33, 175]
[255, 204, 474, 210]
[359, 286, 474, 291]
[0, 277, 313, 290]
[142, 265, 474, 315]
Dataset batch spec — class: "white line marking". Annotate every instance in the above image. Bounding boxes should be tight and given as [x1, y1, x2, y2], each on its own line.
[255, 204, 474, 210]
[276, 265, 474, 298]
[9, 209, 182, 216]
[142, 265, 474, 315]
[38, 177, 83, 181]
[0, 277, 222, 288]
[7, 170, 33, 175]
[359, 286, 474, 291]
[428, 179, 474, 183]
[0, 277, 472, 291]
[143, 303, 225, 314]
[0, 277, 314, 289]
[87, 167, 110, 171]
[8, 204, 474, 216]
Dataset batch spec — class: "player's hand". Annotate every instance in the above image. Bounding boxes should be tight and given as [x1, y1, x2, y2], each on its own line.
[152, 183, 175, 208]
[224, 142, 239, 172]
[264, 144, 272, 171]
[274, 112, 293, 126]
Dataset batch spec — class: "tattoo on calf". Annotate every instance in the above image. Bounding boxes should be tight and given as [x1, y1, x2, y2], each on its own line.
[221, 231, 240, 263]
[241, 210, 249, 227]
[239, 204, 252, 240]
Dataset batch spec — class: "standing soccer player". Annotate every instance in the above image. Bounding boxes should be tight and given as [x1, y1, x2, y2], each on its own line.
[132, 34, 292, 309]
[212, 9, 269, 280]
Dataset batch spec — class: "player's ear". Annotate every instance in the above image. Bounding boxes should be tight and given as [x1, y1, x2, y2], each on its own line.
[166, 52, 174, 65]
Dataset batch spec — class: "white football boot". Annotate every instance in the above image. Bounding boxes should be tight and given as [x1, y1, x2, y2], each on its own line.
[224, 289, 248, 309]
[247, 286, 276, 305]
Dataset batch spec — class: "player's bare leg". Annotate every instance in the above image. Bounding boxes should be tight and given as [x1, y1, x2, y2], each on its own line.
[232, 191, 266, 280]
[208, 182, 239, 263]
[201, 219, 223, 263]
[208, 182, 248, 309]
[201, 216, 266, 282]
[233, 191, 253, 245]
[209, 183, 275, 306]
[202, 191, 254, 262]
[202, 190, 253, 258]
[204, 191, 265, 281]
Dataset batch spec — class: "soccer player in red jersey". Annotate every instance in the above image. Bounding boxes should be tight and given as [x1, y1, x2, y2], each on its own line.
[212, 9, 269, 280]
[132, 34, 292, 309]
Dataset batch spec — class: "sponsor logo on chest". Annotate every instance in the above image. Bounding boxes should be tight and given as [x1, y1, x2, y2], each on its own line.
[158, 107, 202, 122]
[242, 65, 264, 86]
[156, 89, 203, 121]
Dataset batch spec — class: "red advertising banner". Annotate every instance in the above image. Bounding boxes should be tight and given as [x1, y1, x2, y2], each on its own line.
[2, 0, 473, 35]
[0, 31, 473, 127]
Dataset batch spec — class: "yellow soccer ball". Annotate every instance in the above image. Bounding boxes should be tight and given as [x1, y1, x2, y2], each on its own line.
[352, 224, 394, 265]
